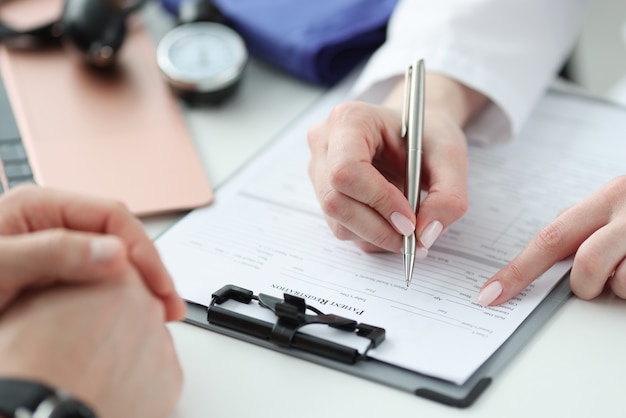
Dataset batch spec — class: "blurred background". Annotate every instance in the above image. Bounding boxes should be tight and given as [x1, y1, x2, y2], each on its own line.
[569, 0, 626, 103]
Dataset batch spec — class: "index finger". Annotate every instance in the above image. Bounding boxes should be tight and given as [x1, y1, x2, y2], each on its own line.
[477, 197, 610, 306]
[325, 104, 411, 211]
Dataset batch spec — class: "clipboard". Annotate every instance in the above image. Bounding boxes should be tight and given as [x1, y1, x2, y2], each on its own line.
[182, 276, 571, 408]
[155, 74, 623, 409]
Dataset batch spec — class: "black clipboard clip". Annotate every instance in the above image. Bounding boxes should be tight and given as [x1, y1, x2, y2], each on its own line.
[207, 284, 385, 364]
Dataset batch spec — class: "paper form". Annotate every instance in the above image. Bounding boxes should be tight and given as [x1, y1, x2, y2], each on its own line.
[156, 88, 626, 385]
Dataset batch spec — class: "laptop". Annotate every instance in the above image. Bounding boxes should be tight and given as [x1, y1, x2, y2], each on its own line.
[0, 23, 213, 216]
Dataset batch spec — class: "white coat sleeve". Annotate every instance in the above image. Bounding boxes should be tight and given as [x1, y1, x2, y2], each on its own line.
[352, 0, 589, 143]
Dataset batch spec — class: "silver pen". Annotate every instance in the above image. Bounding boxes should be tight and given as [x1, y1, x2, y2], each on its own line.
[401, 59, 425, 287]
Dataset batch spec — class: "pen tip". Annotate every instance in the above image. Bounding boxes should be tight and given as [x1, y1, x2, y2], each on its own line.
[403, 253, 415, 287]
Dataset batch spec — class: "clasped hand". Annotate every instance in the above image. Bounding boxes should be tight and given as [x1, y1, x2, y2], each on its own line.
[0, 185, 185, 319]
[0, 185, 184, 418]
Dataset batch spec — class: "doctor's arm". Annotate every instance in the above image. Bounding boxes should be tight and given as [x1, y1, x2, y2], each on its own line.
[308, 0, 587, 255]
[308, 0, 623, 304]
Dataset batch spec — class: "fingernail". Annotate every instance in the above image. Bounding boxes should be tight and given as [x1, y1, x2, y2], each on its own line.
[91, 236, 122, 264]
[390, 212, 415, 236]
[415, 247, 428, 259]
[419, 221, 443, 249]
[477, 281, 503, 306]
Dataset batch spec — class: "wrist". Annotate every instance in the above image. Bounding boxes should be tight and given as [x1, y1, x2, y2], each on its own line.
[424, 72, 489, 127]
[382, 71, 489, 128]
[0, 378, 97, 418]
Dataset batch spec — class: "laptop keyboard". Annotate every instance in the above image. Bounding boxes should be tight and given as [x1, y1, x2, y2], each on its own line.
[0, 75, 36, 194]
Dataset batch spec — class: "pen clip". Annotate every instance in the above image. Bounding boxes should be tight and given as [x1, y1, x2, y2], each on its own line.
[401, 64, 413, 139]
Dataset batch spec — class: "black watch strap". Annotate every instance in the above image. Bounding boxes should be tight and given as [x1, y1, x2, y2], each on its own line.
[0, 378, 97, 418]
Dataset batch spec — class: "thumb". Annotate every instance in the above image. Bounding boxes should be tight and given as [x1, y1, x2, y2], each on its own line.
[0, 230, 126, 308]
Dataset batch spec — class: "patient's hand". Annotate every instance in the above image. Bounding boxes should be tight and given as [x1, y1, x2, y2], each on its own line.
[0, 185, 185, 320]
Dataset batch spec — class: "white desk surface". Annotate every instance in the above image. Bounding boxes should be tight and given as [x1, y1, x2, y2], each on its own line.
[140, 9, 626, 418]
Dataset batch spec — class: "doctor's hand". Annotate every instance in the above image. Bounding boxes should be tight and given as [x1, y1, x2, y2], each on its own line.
[478, 176, 626, 306]
[307, 73, 488, 254]
[0, 185, 185, 321]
